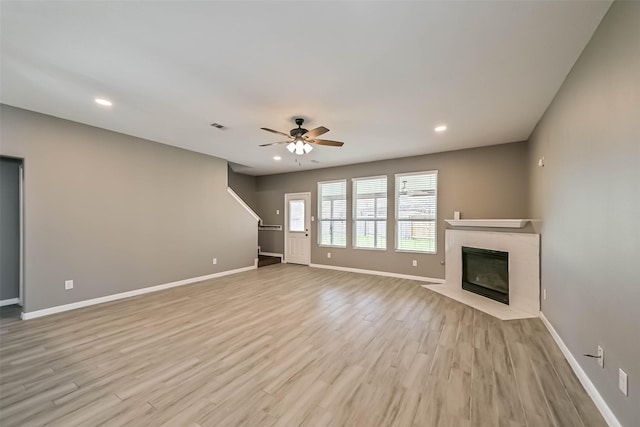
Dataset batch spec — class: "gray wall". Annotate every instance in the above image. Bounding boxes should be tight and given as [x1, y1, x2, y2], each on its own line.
[528, 1, 639, 424]
[256, 141, 529, 278]
[0, 105, 258, 313]
[0, 157, 21, 301]
[228, 166, 258, 213]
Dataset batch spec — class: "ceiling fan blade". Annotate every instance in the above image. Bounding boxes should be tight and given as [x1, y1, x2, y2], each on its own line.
[259, 141, 290, 147]
[260, 127, 291, 138]
[311, 139, 344, 147]
[302, 126, 329, 139]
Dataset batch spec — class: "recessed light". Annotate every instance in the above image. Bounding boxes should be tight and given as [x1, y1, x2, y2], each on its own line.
[273, 156, 282, 161]
[95, 98, 112, 107]
[434, 125, 447, 133]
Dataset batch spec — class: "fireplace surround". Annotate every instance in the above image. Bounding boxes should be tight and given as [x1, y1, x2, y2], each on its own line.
[423, 229, 540, 320]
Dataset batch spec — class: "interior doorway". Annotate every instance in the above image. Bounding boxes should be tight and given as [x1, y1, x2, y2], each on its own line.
[284, 192, 311, 265]
[0, 156, 24, 308]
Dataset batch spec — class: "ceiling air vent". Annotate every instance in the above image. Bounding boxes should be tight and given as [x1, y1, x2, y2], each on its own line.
[210, 123, 226, 129]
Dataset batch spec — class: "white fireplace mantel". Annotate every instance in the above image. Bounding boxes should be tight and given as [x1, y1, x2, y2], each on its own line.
[445, 219, 535, 228]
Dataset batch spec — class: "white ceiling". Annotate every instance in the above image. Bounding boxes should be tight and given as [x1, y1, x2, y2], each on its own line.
[1, 1, 611, 176]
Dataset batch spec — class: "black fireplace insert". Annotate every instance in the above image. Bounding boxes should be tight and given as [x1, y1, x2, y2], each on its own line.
[461, 246, 509, 304]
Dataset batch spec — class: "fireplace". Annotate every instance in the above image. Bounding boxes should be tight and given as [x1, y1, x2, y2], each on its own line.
[461, 246, 509, 304]
[424, 230, 539, 320]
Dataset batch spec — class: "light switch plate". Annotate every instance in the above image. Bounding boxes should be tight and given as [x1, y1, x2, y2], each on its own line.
[619, 369, 628, 396]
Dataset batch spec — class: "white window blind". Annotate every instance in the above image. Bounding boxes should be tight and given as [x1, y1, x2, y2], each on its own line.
[318, 180, 347, 247]
[353, 176, 387, 249]
[288, 199, 305, 232]
[395, 171, 438, 253]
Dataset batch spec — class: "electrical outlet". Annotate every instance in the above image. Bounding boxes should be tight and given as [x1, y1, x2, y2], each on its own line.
[276, 209, 280, 215]
[543, 289, 547, 300]
[64, 280, 73, 290]
[597, 346, 604, 368]
[619, 369, 628, 396]
[212, 258, 217, 265]
[412, 260, 417, 267]
[327, 252, 331, 259]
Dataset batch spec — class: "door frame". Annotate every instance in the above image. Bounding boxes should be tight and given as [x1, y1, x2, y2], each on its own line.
[18, 162, 24, 307]
[0, 156, 25, 308]
[283, 192, 311, 265]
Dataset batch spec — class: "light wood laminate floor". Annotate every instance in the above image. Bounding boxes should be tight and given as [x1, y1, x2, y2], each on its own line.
[1, 264, 605, 426]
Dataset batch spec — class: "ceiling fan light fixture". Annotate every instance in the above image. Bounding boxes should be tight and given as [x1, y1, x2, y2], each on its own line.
[260, 118, 344, 156]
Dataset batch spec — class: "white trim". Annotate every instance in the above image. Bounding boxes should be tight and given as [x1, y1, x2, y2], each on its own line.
[394, 170, 438, 254]
[20, 265, 256, 320]
[352, 175, 388, 251]
[259, 252, 283, 258]
[539, 312, 622, 427]
[444, 219, 532, 228]
[309, 263, 445, 284]
[1, 298, 20, 307]
[18, 163, 24, 306]
[227, 187, 261, 223]
[284, 192, 311, 266]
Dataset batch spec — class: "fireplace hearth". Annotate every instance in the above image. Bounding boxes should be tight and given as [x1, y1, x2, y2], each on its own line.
[461, 246, 509, 304]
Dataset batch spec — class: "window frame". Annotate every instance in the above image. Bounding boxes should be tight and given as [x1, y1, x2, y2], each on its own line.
[352, 175, 387, 251]
[317, 179, 347, 248]
[394, 170, 438, 254]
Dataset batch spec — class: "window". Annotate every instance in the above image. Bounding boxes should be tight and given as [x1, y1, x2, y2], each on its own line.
[318, 180, 347, 247]
[288, 199, 305, 232]
[353, 176, 387, 249]
[395, 171, 438, 253]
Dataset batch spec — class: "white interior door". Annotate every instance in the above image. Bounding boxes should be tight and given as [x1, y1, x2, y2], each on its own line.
[284, 192, 311, 265]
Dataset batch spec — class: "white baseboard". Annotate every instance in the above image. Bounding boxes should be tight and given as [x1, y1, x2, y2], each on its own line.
[0, 298, 20, 307]
[21, 265, 257, 320]
[259, 252, 283, 258]
[539, 312, 621, 427]
[309, 263, 445, 284]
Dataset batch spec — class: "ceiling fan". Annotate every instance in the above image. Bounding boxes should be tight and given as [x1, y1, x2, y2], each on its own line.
[259, 118, 344, 155]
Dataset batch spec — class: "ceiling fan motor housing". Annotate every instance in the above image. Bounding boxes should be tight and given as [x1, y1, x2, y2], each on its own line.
[290, 127, 308, 138]
[291, 118, 308, 138]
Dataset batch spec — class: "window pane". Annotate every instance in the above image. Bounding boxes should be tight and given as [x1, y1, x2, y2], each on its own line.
[395, 171, 437, 253]
[397, 220, 436, 252]
[355, 198, 374, 218]
[354, 220, 387, 249]
[353, 176, 387, 249]
[354, 177, 387, 219]
[332, 221, 347, 246]
[355, 220, 373, 248]
[376, 197, 387, 218]
[288, 199, 305, 232]
[320, 221, 332, 245]
[318, 180, 347, 247]
[333, 199, 347, 219]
